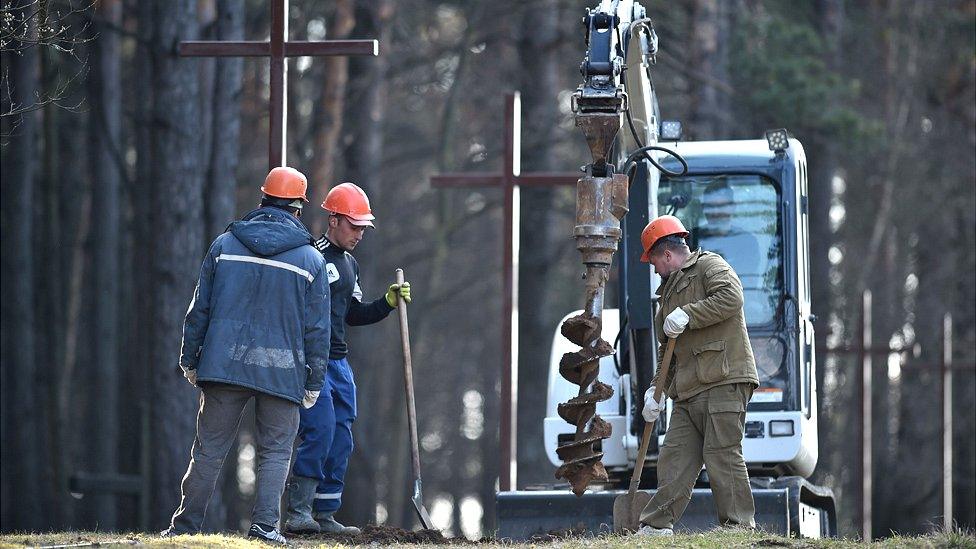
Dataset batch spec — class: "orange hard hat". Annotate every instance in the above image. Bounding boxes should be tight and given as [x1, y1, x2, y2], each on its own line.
[261, 167, 309, 201]
[640, 215, 689, 262]
[321, 182, 375, 227]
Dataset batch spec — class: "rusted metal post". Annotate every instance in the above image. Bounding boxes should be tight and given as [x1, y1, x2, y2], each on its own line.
[860, 290, 872, 542]
[429, 93, 578, 492]
[268, 0, 287, 168]
[942, 313, 953, 530]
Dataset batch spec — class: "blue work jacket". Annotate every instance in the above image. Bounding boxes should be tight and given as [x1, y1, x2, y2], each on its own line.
[180, 207, 331, 404]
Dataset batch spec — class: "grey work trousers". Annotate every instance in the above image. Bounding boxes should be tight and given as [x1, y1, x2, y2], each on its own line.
[640, 382, 756, 529]
[168, 383, 300, 533]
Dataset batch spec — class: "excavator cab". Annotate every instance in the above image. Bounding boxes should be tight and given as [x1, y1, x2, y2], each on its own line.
[654, 138, 820, 480]
[507, 137, 836, 539]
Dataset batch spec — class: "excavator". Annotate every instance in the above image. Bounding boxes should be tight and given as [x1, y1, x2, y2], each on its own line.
[496, 0, 837, 538]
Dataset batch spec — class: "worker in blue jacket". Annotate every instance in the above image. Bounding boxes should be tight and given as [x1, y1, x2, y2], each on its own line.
[285, 182, 410, 535]
[163, 167, 330, 546]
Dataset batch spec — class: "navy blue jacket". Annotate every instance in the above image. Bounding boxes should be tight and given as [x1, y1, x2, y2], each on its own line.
[180, 207, 331, 404]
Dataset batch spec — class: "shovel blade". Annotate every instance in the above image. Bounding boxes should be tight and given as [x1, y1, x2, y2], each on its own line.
[412, 478, 435, 530]
[612, 491, 652, 533]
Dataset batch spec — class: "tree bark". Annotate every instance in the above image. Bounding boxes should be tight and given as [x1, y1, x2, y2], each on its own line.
[309, 0, 354, 234]
[39, 40, 67, 528]
[809, 0, 843, 498]
[0, 0, 42, 530]
[149, 0, 205, 525]
[334, 0, 394, 527]
[205, 0, 243, 240]
[87, 0, 123, 528]
[687, 0, 733, 139]
[132, 0, 157, 530]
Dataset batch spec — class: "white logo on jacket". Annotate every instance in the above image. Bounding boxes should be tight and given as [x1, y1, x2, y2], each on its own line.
[325, 263, 340, 283]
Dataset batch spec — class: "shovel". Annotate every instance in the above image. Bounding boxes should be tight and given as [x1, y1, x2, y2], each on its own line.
[612, 336, 676, 533]
[394, 268, 435, 530]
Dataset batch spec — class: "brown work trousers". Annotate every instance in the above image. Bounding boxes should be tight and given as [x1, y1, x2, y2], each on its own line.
[639, 382, 756, 529]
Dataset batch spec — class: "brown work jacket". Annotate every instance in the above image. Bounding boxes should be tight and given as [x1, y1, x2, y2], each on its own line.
[653, 249, 759, 402]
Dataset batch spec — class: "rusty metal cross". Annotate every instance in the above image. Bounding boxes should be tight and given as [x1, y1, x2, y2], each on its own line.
[431, 92, 579, 491]
[180, 0, 378, 170]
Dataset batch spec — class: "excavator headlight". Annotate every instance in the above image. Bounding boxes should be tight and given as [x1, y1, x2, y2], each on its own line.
[661, 120, 682, 140]
[769, 419, 795, 437]
[765, 128, 790, 152]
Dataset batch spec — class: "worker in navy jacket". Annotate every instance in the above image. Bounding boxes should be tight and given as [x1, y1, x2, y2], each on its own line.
[164, 167, 329, 547]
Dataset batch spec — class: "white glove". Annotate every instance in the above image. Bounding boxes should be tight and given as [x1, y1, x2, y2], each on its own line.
[182, 367, 198, 387]
[663, 307, 690, 338]
[642, 386, 666, 422]
[302, 390, 320, 409]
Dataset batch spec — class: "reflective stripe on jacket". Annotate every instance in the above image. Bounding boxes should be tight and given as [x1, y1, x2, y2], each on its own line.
[180, 207, 331, 404]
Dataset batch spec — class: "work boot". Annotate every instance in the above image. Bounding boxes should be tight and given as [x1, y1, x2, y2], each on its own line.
[636, 524, 674, 537]
[247, 523, 289, 546]
[284, 476, 321, 534]
[314, 512, 361, 535]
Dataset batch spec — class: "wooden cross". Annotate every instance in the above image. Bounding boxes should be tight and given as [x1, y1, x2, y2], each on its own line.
[431, 92, 579, 491]
[179, 0, 379, 170]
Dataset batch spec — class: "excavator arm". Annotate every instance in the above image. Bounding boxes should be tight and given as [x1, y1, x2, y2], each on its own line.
[554, 0, 664, 496]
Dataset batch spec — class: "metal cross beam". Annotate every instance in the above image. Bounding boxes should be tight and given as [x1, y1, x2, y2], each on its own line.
[180, 0, 378, 170]
[430, 92, 579, 491]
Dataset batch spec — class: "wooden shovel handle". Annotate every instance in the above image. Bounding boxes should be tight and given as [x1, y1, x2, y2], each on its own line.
[627, 337, 676, 496]
[395, 268, 423, 478]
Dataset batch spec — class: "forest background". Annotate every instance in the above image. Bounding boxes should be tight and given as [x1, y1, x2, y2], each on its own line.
[1, 0, 974, 540]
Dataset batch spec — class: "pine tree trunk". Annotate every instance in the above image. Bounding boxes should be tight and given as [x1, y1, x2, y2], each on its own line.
[39, 42, 68, 527]
[334, 0, 394, 527]
[0, 0, 42, 530]
[811, 0, 843, 415]
[148, 0, 205, 525]
[205, 0, 244, 239]
[88, 0, 123, 528]
[309, 0, 354, 233]
[687, 0, 732, 139]
[132, 0, 157, 531]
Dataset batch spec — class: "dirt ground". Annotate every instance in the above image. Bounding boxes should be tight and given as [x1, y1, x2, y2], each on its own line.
[289, 524, 455, 545]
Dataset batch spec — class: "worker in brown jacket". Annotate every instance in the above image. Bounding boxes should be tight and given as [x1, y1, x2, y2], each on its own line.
[635, 215, 760, 536]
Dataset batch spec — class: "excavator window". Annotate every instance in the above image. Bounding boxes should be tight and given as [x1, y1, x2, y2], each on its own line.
[658, 174, 783, 327]
[658, 174, 790, 404]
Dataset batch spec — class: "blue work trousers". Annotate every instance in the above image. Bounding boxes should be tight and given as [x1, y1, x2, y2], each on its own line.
[291, 358, 357, 515]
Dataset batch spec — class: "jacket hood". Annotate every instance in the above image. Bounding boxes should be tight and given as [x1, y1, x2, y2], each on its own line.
[229, 207, 312, 257]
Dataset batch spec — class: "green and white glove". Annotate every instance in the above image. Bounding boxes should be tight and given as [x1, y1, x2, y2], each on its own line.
[385, 282, 411, 307]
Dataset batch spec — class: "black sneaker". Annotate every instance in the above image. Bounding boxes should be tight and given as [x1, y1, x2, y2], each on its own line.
[247, 523, 289, 546]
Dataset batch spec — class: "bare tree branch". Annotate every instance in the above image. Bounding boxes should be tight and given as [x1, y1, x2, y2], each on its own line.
[1, 0, 95, 137]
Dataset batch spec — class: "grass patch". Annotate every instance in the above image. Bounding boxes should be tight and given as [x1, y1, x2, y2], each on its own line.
[0, 528, 973, 548]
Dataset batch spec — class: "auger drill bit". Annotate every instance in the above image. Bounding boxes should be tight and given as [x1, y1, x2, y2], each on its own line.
[554, 269, 617, 496]
[554, 70, 630, 496]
